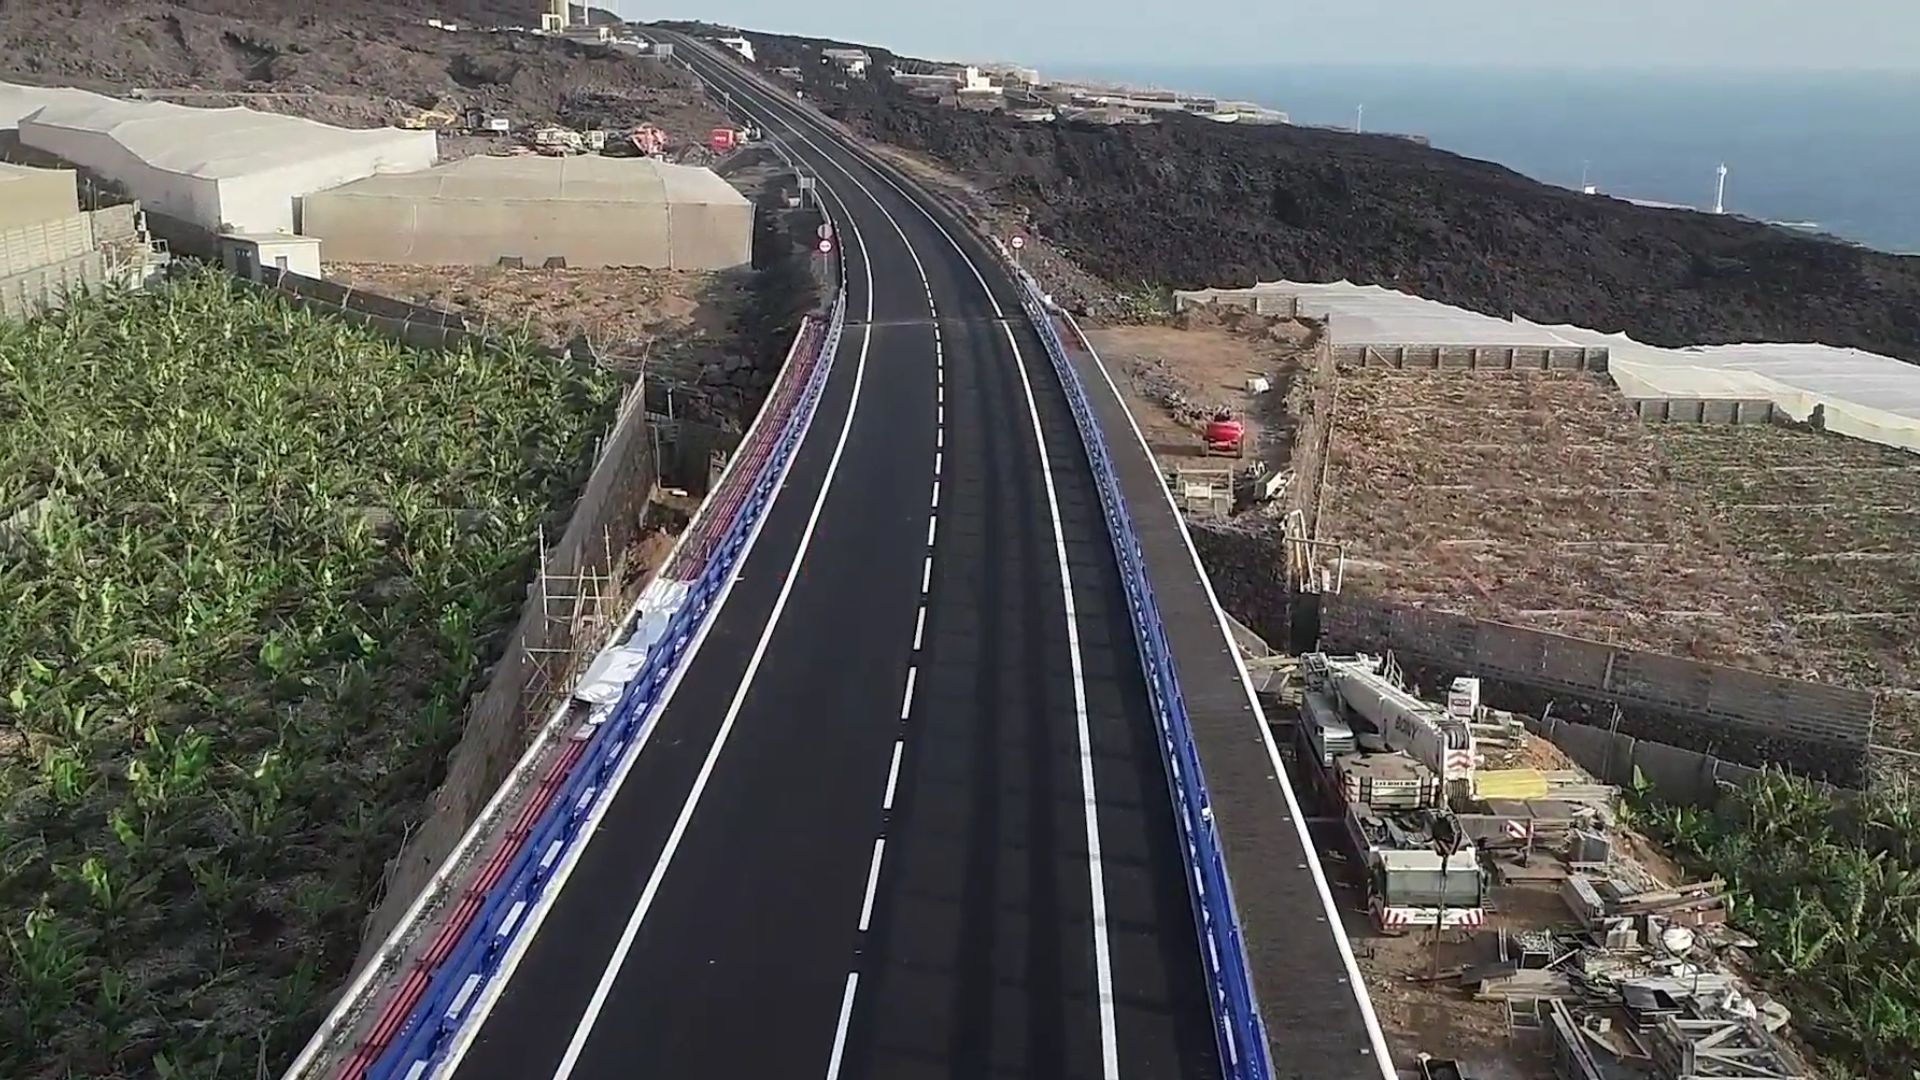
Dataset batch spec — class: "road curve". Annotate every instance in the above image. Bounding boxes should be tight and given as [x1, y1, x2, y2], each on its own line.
[437, 34, 1220, 1080]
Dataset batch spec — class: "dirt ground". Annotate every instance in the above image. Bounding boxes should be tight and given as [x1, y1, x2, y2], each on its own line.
[1340, 881, 1553, 1079]
[322, 262, 748, 372]
[1315, 368, 1920, 749]
[1083, 311, 1313, 475]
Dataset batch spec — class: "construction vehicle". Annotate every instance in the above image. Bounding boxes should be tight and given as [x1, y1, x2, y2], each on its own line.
[628, 124, 669, 156]
[1203, 408, 1245, 456]
[398, 104, 459, 130]
[528, 125, 585, 155]
[1299, 653, 1488, 933]
[464, 108, 512, 135]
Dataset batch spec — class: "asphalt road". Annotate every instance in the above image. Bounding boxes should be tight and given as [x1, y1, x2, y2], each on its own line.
[440, 36, 1219, 1080]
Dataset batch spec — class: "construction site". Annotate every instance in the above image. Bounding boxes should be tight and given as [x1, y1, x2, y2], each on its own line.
[1067, 269, 1919, 1078]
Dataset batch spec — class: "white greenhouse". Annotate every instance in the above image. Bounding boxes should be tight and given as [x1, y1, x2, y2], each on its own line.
[2, 83, 436, 235]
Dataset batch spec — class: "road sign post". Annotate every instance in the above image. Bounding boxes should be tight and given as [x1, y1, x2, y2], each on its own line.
[1010, 234, 1027, 268]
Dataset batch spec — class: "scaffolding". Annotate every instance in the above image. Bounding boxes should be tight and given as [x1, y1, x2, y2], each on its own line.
[522, 524, 619, 710]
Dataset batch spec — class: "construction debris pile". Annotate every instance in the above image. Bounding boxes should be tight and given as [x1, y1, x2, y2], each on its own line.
[1283, 653, 1812, 1079]
[1128, 354, 1233, 429]
[1467, 801, 1804, 1080]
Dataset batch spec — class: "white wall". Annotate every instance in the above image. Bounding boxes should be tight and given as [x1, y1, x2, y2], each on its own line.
[229, 138, 436, 234]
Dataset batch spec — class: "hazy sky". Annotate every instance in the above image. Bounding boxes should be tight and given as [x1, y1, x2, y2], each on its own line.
[613, 1, 1916, 71]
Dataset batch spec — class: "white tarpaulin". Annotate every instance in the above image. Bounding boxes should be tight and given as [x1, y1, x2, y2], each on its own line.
[571, 580, 692, 713]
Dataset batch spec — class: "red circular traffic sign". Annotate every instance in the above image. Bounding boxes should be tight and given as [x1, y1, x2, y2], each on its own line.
[1010, 235, 1027, 250]
[817, 238, 834, 254]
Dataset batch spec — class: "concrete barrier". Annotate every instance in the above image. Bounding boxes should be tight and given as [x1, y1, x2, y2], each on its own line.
[1332, 342, 1609, 372]
[1528, 714, 1764, 806]
[1321, 592, 1874, 783]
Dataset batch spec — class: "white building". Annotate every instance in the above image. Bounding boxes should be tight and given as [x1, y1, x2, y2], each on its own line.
[1, 82, 436, 235]
[718, 36, 755, 63]
[959, 67, 1000, 95]
[823, 48, 872, 77]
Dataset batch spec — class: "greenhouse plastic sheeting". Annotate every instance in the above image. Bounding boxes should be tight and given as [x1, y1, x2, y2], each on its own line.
[1177, 280, 1920, 455]
[1524, 321, 1920, 452]
[1178, 281, 1579, 347]
[2, 81, 436, 235]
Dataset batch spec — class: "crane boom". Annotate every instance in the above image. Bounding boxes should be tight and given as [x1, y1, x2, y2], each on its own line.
[1323, 655, 1476, 786]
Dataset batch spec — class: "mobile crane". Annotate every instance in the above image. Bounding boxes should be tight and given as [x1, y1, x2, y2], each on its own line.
[1298, 653, 1488, 933]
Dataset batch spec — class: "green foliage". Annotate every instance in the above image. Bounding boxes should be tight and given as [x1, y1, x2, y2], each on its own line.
[0, 271, 617, 1078]
[1107, 280, 1177, 323]
[1640, 770, 1920, 1077]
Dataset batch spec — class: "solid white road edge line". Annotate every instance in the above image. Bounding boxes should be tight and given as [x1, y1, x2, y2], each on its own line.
[1073, 317, 1397, 1074]
[998, 317, 1123, 1079]
[433, 162, 880, 1080]
[547, 308, 878, 1080]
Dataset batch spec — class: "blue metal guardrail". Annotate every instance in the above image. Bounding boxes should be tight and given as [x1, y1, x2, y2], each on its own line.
[1011, 270, 1274, 1080]
[365, 288, 848, 1079]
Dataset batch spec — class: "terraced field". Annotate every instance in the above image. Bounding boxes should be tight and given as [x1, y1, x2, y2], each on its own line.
[1319, 368, 1919, 747]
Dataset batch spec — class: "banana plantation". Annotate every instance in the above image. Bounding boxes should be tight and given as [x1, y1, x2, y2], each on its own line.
[0, 272, 620, 1078]
[1644, 771, 1920, 1079]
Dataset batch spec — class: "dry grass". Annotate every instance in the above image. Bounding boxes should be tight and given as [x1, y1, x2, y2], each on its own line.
[323, 263, 747, 369]
[1319, 369, 1920, 746]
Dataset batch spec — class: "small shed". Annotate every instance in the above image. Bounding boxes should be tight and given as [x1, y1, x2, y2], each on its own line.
[220, 232, 322, 282]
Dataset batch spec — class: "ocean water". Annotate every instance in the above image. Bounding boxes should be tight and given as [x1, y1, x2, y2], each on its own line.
[1036, 63, 1920, 255]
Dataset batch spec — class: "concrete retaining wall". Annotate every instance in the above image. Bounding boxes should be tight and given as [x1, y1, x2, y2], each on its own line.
[1631, 398, 1781, 424]
[237, 267, 666, 953]
[0, 249, 102, 319]
[1333, 342, 1610, 373]
[262, 269, 490, 352]
[1527, 714, 1762, 806]
[358, 374, 658, 951]
[1320, 592, 1874, 782]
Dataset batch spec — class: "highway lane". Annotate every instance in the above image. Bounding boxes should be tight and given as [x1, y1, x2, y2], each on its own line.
[436, 32, 1219, 1080]
[657, 56, 1221, 1072]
